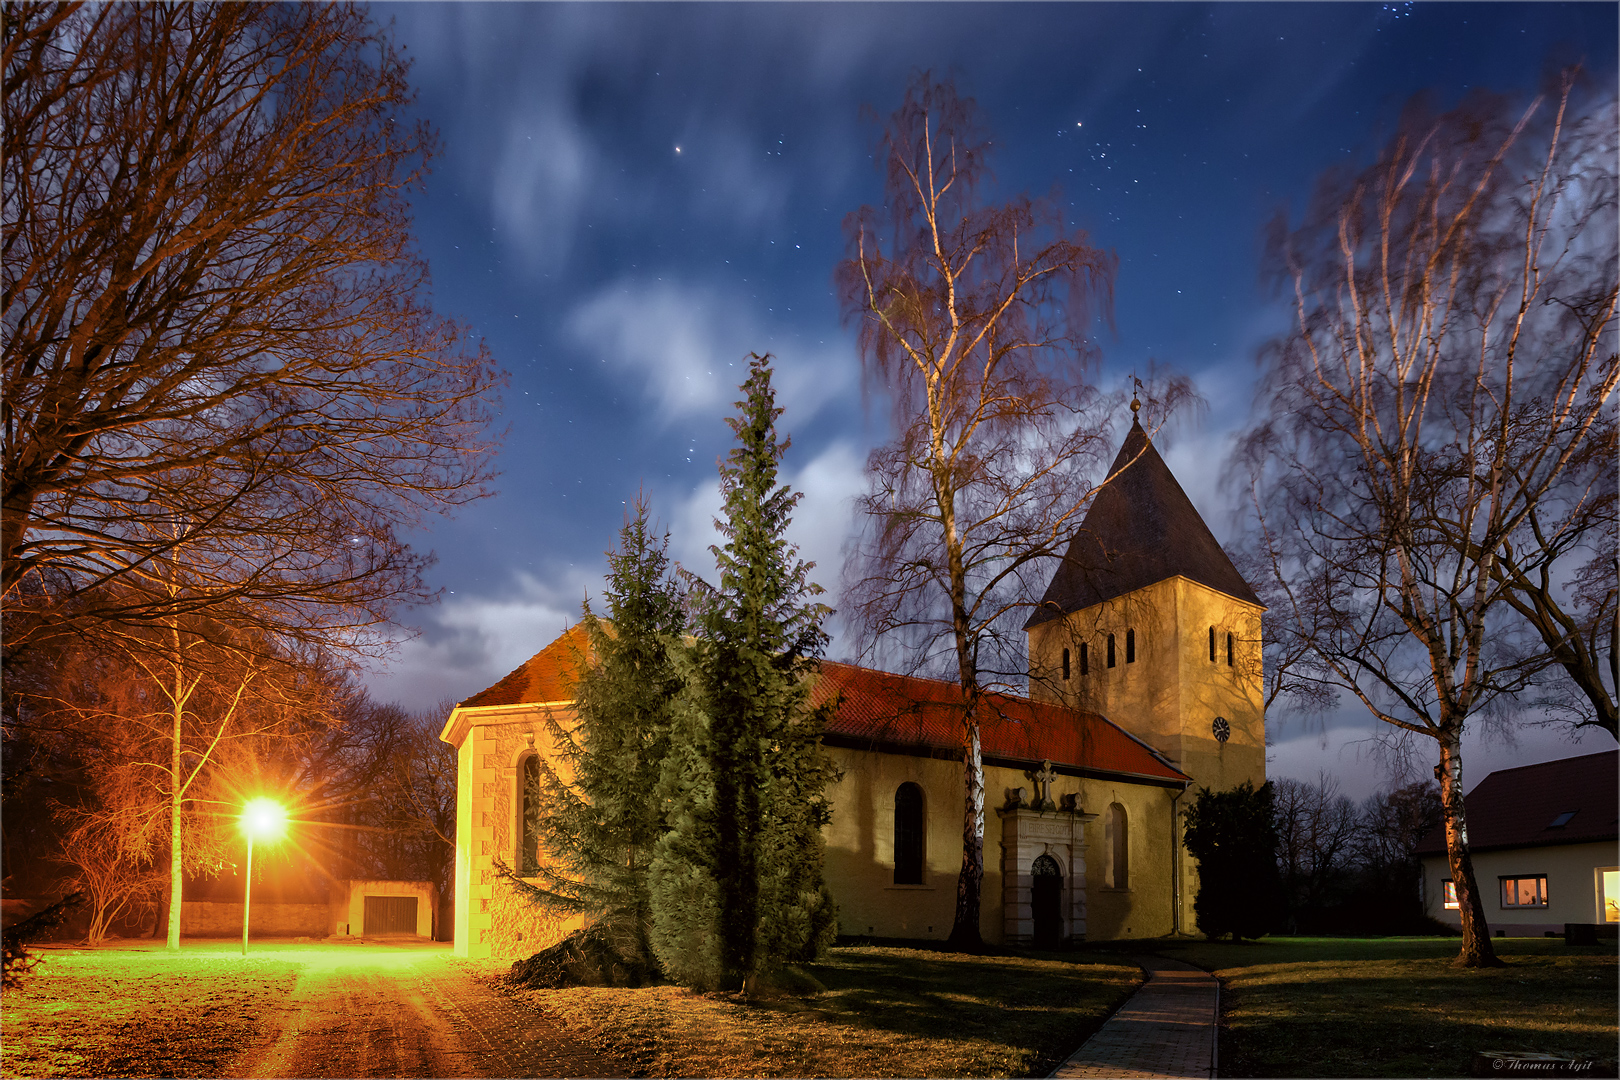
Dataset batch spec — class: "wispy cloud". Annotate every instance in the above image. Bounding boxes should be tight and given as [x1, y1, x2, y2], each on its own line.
[490, 107, 593, 274]
[364, 568, 590, 709]
[566, 278, 857, 428]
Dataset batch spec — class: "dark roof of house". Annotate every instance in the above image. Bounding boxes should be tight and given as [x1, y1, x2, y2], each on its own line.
[1026, 418, 1260, 629]
[813, 661, 1190, 785]
[457, 624, 590, 708]
[1415, 750, 1619, 856]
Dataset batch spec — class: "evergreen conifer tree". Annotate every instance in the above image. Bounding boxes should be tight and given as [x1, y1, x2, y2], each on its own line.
[501, 497, 685, 981]
[1182, 780, 1285, 941]
[650, 354, 839, 994]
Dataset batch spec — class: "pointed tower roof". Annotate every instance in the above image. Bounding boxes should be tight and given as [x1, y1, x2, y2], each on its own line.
[1026, 417, 1260, 629]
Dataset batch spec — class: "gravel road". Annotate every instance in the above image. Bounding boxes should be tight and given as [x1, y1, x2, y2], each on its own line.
[234, 944, 628, 1079]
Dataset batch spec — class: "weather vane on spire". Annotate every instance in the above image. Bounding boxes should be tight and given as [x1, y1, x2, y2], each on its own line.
[1130, 375, 1144, 416]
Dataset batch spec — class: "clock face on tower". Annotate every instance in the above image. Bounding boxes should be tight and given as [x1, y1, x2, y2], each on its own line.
[1212, 716, 1230, 743]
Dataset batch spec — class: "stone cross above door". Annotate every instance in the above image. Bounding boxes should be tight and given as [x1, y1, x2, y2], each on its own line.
[1030, 759, 1058, 810]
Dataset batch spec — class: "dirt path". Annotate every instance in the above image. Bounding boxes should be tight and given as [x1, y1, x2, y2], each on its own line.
[1, 941, 627, 1080]
[235, 946, 627, 1079]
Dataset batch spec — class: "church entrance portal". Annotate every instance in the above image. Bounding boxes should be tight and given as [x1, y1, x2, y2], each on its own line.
[1032, 854, 1062, 947]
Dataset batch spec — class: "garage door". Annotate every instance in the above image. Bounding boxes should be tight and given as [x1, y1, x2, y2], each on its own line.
[363, 895, 418, 935]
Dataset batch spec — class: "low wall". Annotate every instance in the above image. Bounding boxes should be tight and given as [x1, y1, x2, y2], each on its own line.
[180, 900, 331, 937]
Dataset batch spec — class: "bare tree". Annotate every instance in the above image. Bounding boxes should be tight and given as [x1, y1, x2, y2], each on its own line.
[837, 74, 1191, 948]
[1, 2, 500, 659]
[1272, 773, 1360, 925]
[1242, 75, 1617, 966]
[1493, 500, 1617, 740]
[1229, 547, 1340, 717]
[51, 807, 164, 946]
[378, 702, 458, 935]
[276, 692, 457, 936]
[26, 606, 335, 949]
[1355, 779, 1444, 879]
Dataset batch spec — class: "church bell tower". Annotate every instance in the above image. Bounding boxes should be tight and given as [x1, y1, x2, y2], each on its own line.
[1025, 411, 1266, 794]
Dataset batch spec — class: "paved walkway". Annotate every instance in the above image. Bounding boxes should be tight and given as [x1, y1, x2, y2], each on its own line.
[1051, 956, 1219, 1079]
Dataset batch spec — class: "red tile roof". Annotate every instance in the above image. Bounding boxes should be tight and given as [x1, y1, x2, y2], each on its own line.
[1415, 751, 1618, 856]
[453, 631, 1189, 786]
[812, 661, 1189, 784]
[457, 624, 590, 708]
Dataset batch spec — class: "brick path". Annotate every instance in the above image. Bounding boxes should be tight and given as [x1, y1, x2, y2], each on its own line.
[1050, 956, 1218, 1079]
[424, 961, 629, 1078]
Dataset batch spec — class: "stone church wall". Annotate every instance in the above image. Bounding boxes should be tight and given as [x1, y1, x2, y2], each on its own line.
[450, 704, 585, 959]
[823, 746, 1183, 943]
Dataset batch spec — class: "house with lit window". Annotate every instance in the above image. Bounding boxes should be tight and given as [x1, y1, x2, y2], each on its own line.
[1417, 751, 1619, 937]
[439, 416, 1268, 959]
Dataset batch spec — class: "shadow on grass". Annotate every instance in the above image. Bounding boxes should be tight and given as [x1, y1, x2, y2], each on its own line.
[1120, 936, 1618, 1078]
[791, 946, 1141, 1074]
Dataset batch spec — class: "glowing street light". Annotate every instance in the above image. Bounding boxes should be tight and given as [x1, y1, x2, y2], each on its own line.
[240, 798, 288, 957]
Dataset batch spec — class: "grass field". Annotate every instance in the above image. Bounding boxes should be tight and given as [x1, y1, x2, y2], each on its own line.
[0, 944, 301, 1079]
[508, 945, 1143, 1078]
[1145, 936, 1619, 1078]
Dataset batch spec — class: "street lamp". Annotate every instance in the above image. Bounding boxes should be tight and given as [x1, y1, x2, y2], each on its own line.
[239, 798, 288, 956]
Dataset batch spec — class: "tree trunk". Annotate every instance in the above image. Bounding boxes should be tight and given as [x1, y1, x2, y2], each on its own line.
[1437, 732, 1502, 967]
[947, 722, 984, 950]
[165, 658, 183, 951]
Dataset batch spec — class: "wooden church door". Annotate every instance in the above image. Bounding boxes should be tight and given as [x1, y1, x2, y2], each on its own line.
[1032, 854, 1062, 947]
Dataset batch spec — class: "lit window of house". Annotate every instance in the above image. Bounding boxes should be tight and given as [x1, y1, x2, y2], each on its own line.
[1442, 880, 1459, 910]
[1500, 876, 1548, 908]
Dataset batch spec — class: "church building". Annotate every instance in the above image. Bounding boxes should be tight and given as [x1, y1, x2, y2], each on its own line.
[439, 416, 1266, 958]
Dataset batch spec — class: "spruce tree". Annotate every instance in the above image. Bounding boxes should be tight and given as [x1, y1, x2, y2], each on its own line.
[503, 497, 685, 981]
[650, 354, 839, 994]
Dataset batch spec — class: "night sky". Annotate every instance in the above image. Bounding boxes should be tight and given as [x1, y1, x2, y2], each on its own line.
[366, 2, 1618, 796]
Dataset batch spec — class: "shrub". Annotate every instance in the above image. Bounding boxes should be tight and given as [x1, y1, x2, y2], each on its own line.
[1183, 782, 1284, 940]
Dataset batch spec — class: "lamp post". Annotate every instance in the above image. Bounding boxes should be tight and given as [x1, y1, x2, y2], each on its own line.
[240, 798, 288, 956]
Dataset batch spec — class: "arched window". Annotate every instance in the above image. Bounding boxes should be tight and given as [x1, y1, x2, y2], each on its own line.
[519, 753, 540, 875]
[1080, 641, 1089, 675]
[1106, 633, 1116, 668]
[1104, 803, 1129, 889]
[894, 783, 925, 885]
[1209, 626, 1216, 662]
[1126, 628, 1136, 664]
[1227, 632, 1234, 667]
[1062, 647, 1071, 681]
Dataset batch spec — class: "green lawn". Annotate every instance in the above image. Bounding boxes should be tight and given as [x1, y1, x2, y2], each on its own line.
[509, 945, 1143, 1077]
[1146, 936, 1618, 1078]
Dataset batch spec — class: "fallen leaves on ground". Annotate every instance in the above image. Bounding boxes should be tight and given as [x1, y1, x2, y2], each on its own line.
[506, 945, 1142, 1078]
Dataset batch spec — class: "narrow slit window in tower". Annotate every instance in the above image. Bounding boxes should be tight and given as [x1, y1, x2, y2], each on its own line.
[1062, 648, 1070, 681]
[1209, 626, 1216, 662]
[1227, 632, 1234, 666]
[1126, 628, 1136, 663]
[1080, 641, 1089, 675]
[1106, 634, 1116, 668]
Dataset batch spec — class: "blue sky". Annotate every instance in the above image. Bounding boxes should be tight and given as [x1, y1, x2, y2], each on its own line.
[365, 2, 1618, 797]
